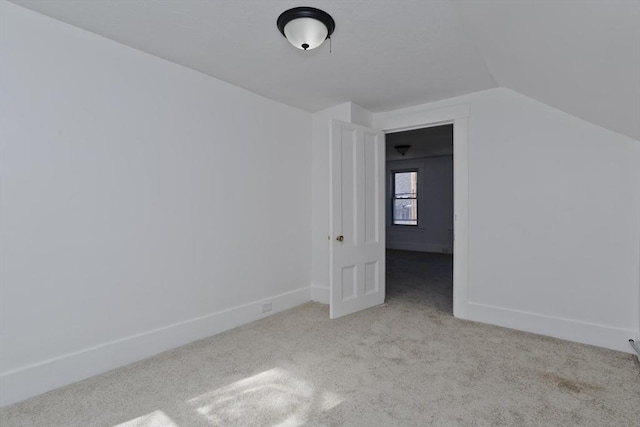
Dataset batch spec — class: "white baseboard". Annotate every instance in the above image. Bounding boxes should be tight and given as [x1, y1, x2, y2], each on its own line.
[0, 287, 311, 407]
[467, 302, 637, 354]
[310, 285, 329, 304]
[386, 242, 452, 254]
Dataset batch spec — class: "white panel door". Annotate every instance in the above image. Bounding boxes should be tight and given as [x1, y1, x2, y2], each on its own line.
[330, 120, 385, 319]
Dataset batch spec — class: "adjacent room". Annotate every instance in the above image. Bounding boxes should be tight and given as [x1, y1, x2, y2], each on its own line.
[1, 1, 639, 425]
[385, 125, 455, 315]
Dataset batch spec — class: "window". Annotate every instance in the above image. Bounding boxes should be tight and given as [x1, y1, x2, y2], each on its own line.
[392, 171, 418, 225]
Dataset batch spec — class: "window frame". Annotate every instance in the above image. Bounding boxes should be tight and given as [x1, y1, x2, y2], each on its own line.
[391, 169, 419, 227]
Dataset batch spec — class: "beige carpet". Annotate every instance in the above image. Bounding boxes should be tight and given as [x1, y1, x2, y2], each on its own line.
[1, 250, 639, 426]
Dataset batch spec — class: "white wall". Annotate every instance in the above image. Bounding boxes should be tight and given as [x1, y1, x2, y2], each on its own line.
[0, 2, 311, 405]
[386, 156, 454, 253]
[375, 88, 640, 353]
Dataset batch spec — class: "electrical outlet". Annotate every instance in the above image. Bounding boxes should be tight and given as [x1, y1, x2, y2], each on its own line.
[261, 302, 272, 313]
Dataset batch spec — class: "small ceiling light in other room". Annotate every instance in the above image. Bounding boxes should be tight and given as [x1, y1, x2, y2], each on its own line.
[395, 145, 411, 156]
[277, 7, 335, 51]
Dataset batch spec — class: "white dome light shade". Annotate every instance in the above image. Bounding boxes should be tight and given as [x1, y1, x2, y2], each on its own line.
[284, 17, 328, 50]
[277, 7, 335, 51]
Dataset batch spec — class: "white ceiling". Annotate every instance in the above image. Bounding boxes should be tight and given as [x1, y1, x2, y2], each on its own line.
[453, 0, 640, 141]
[6, 0, 497, 112]
[8, 0, 640, 140]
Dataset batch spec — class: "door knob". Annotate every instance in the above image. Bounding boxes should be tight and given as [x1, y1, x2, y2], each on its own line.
[336, 235, 344, 242]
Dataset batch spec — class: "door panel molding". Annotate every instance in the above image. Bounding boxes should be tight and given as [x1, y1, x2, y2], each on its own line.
[330, 120, 386, 319]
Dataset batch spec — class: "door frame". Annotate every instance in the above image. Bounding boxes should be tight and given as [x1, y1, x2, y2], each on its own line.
[375, 104, 470, 319]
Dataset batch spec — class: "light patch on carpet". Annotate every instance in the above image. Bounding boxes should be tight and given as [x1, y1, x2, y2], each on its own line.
[113, 410, 178, 427]
[188, 367, 344, 426]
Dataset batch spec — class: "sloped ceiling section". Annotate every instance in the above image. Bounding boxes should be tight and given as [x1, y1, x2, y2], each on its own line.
[453, 0, 640, 141]
[6, 0, 640, 140]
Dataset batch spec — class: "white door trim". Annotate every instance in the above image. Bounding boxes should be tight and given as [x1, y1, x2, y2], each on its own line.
[375, 104, 470, 319]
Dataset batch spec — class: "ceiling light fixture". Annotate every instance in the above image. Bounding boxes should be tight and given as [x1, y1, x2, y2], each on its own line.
[277, 7, 335, 51]
[395, 145, 411, 156]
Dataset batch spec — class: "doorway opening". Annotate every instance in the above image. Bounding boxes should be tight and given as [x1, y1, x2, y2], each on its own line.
[385, 124, 454, 314]
[329, 105, 469, 320]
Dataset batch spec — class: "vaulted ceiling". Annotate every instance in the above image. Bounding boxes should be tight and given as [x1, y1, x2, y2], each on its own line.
[8, 0, 640, 140]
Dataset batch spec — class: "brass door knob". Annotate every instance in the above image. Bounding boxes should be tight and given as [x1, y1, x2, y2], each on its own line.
[336, 235, 344, 242]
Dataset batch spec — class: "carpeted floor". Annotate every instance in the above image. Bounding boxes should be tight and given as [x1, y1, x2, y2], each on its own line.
[1, 249, 639, 426]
